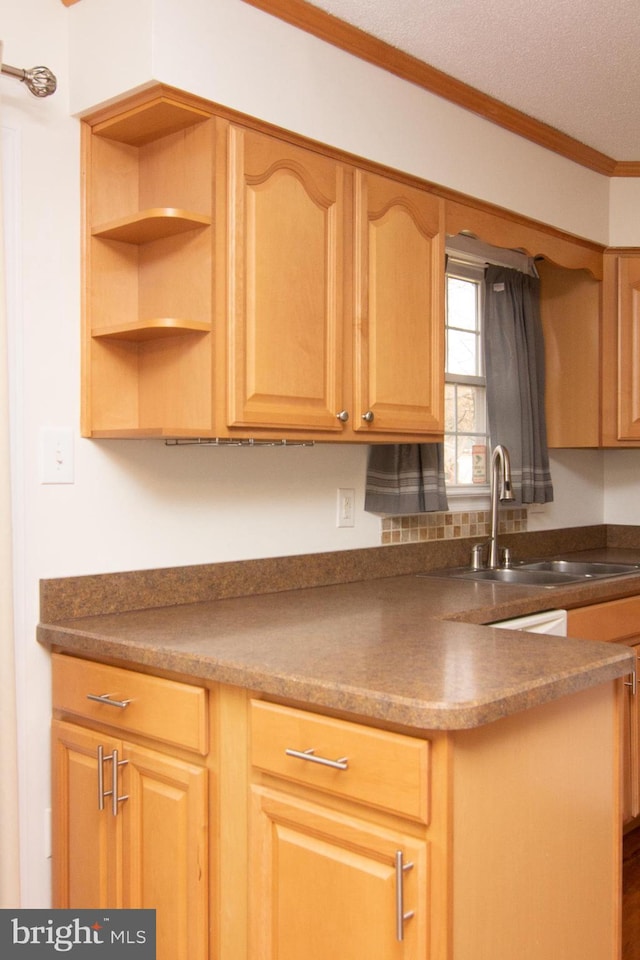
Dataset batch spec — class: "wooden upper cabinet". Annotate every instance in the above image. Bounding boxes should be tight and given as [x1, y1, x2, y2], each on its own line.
[618, 255, 640, 440]
[445, 198, 604, 449]
[538, 259, 601, 448]
[602, 251, 640, 444]
[445, 199, 604, 279]
[82, 84, 610, 443]
[226, 125, 347, 434]
[353, 171, 444, 437]
[224, 130, 445, 440]
[82, 91, 216, 437]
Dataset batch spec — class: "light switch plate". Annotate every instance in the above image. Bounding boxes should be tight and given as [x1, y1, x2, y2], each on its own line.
[337, 487, 355, 527]
[40, 427, 74, 484]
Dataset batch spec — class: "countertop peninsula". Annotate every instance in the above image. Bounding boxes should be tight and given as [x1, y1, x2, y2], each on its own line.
[38, 534, 640, 731]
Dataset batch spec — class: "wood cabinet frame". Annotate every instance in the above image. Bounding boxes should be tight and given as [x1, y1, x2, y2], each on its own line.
[51, 650, 623, 960]
[82, 83, 611, 445]
[602, 250, 640, 445]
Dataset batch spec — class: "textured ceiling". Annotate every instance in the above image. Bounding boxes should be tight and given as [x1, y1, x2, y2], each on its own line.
[308, 0, 640, 161]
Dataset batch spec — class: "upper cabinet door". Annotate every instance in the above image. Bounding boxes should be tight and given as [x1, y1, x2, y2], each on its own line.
[616, 255, 640, 441]
[353, 171, 444, 436]
[226, 125, 347, 432]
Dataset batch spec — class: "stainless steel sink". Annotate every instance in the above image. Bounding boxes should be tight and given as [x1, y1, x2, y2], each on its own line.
[419, 558, 640, 587]
[518, 560, 640, 577]
[449, 567, 581, 585]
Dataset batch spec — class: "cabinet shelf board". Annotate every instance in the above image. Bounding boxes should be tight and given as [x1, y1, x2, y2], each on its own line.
[92, 209, 211, 244]
[92, 98, 211, 147]
[92, 318, 211, 342]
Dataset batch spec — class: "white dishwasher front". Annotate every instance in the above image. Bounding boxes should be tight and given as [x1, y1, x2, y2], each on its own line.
[492, 608, 567, 636]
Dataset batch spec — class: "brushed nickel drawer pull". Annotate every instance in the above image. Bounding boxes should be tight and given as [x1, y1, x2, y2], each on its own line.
[625, 670, 637, 697]
[395, 849, 414, 942]
[87, 693, 132, 709]
[285, 747, 349, 771]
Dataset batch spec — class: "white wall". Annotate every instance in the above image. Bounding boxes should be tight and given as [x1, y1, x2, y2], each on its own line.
[69, 0, 611, 245]
[604, 450, 640, 524]
[526, 451, 605, 532]
[610, 178, 640, 247]
[3, 0, 77, 909]
[4, 0, 640, 907]
[38, 440, 379, 576]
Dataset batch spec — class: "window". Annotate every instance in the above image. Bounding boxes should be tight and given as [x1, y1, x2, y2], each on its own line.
[444, 258, 489, 491]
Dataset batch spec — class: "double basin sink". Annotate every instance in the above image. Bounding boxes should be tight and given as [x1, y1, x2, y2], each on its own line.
[424, 559, 640, 588]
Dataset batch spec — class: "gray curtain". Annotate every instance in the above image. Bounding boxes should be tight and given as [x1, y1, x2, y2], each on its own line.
[364, 443, 449, 515]
[483, 265, 553, 504]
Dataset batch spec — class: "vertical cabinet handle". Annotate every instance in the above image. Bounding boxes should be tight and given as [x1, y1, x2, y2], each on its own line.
[97, 744, 106, 811]
[110, 748, 129, 816]
[625, 670, 637, 697]
[96, 745, 129, 816]
[395, 850, 414, 942]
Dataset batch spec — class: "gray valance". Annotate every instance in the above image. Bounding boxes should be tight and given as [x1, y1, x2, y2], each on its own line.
[364, 443, 449, 515]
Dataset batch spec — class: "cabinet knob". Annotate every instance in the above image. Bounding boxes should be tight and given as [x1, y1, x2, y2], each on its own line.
[336, 410, 350, 423]
[361, 410, 374, 423]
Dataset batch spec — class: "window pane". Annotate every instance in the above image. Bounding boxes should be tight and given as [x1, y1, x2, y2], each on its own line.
[447, 277, 477, 331]
[456, 435, 475, 485]
[447, 328, 478, 376]
[444, 382, 456, 432]
[455, 385, 486, 433]
[445, 256, 488, 489]
[444, 434, 456, 485]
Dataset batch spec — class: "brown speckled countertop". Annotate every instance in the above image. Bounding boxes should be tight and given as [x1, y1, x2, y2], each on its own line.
[38, 529, 640, 731]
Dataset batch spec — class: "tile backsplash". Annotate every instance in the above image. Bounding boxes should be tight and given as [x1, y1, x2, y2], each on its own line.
[381, 509, 528, 544]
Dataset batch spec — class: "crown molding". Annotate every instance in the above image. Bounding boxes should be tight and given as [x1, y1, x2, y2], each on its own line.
[243, 0, 636, 177]
[612, 161, 640, 177]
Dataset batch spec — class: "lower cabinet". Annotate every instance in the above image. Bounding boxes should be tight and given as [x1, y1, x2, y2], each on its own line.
[250, 789, 427, 960]
[248, 699, 431, 959]
[51, 656, 209, 960]
[51, 652, 622, 960]
[567, 596, 640, 824]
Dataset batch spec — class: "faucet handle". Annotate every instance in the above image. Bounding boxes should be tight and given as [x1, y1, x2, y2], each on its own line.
[470, 543, 487, 571]
[501, 547, 513, 568]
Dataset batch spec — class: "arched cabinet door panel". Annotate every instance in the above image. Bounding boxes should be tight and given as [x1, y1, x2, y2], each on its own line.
[354, 170, 445, 436]
[227, 125, 347, 433]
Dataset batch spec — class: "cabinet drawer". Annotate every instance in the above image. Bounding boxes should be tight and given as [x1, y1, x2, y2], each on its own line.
[52, 653, 208, 754]
[567, 596, 640, 643]
[250, 700, 430, 823]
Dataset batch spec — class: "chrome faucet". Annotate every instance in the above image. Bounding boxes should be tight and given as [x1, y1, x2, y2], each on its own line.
[488, 443, 514, 568]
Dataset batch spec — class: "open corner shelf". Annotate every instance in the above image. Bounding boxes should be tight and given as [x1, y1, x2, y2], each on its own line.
[91, 318, 211, 342]
[92, 209, 211, 245]
[91, 96, 212, 147]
